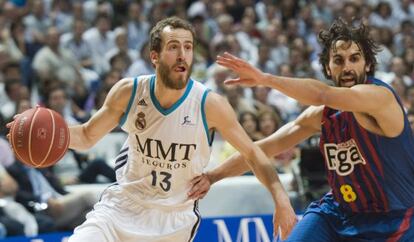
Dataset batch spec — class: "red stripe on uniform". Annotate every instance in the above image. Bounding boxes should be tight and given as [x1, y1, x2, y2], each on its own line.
[348, 113, 380, 212]
[356, 124, 389, 211]
[386, 208, 414, 242]
[357, 125, 384, 176]
[332, 113, 358, 212]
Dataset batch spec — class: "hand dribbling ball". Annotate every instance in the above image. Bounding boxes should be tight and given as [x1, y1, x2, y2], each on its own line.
[9, 107, 70, 167]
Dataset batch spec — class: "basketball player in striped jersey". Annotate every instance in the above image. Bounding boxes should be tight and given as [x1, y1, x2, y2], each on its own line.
[67, 17, 296, 242]
[190, 18, 414, 241]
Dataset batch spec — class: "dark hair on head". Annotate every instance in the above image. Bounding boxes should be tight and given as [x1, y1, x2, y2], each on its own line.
[239, 111, 258, 123]
[149, 16, 195, 53]
[318, 18, 381, 79]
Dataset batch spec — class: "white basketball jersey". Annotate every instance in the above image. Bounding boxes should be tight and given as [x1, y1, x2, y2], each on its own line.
[114, 75, 212, 208]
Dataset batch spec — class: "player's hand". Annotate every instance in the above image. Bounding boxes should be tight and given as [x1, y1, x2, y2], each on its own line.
[5, 114, 20, 142]
[187, 173, 211, 200]
[273, 198, 297, 240]
[216, 52, 266, 87]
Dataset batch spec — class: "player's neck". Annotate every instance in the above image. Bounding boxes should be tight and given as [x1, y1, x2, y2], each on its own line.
[154, 78, 188, 109]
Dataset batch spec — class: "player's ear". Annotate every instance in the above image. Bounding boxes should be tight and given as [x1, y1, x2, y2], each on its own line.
[325, 65, 331, 78]
[365, 63, 371, 73]
[150, 51, 159, 65]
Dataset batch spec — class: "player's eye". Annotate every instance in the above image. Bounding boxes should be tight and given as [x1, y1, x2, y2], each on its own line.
[350, 56, 360, 62]
[334, 58, 343, 65]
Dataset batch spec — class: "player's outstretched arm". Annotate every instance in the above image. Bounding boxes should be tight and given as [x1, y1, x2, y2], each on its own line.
[189, 105, 322, 202]
[203, 92, 301, 239]
[69, 78, 134, 151]
[207, 105, 322, 183]
[217, 52, 403, 137]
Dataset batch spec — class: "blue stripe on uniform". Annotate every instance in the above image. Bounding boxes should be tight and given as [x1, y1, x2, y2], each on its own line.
[150, 75, 194, 115]
[118, 147, 128, 154]
[115, 153, 128, 163]
[188, 200, 201, 242]
[119, 77, 138, 126]
[115, 159, 128, 171]
[201, 89, 213, 146]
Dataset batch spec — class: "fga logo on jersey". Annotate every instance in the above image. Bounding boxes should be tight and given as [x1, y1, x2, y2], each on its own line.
[324, 139, 366, 176]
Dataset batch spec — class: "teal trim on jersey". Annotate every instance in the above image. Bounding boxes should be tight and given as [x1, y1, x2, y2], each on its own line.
[150, 75, 194, 115]
[201, 89, 213, 146]
[119, 77, 138, 126]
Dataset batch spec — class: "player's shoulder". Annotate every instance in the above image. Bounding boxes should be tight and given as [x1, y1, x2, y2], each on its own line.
[111, 75, 152, 94]
[204, 90, 226, 105]
[111, 78, 135, 96]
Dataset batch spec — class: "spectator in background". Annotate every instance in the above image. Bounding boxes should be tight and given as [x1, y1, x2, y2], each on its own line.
[390, 57, 413, 87]
[340, 2, 359, 26]
[0, 141, 26, 237]
[44, 86, 115, 185]
[211, 14, 234, 50]
[6, 159, 96, 231]
[105, 27, 137, 72]
[251, 85, 277, 113]
[83, 14, 115, 75]
[394, 20, 413, 56]
[390, 76, 409, 109]
[369, 26, 393, 73]
[6, 20, 38, 87]
[0, 161, 39, 237]
[0, 136, 55, 235]
[0, 79, 26, 120]
[109, 52, 132, 77]
[261, 22, 289, 70]
[239, 111, 263, 141]
[394, 0, 414, 23]
[23, 0, 51, 45]
[310, 0, 332, 24]
[32, 26, 82, 90]
[257, 109, 282, 138]
[2, 0, 32, 21]
[61, 19, 94, 71]
[50, 0, 74, 34]
[404, 48, 414, 80]
[405, 85, 414, 111]
[256, 43, 277, 75]
[222, 83, 255, 115]
[45, 86, 78, 125]
[125, 1, 149, 52]
[126, 41, 154, 78]
[369, 1, 400, 30]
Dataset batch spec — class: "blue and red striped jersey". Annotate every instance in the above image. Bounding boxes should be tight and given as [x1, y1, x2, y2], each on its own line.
[319, 77, 414, 213]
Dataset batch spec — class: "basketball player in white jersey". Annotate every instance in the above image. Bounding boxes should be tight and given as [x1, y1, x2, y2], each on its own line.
[67, 17, 296, 242]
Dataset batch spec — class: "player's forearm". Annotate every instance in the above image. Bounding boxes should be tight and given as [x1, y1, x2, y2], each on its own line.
[68, 125, 94, 151]
[243, 147, 289, 204]
[207, 153, 251, 184]
[207, 131, 295, 184]
[260, 73, 329, 106]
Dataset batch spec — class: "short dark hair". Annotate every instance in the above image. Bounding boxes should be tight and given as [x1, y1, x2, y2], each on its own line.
[318, 18, 381, 79]
[149, 16, 195, 53]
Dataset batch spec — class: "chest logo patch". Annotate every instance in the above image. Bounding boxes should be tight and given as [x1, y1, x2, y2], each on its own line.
[135, 112, 146, 130]
[324, 138, 366, 176]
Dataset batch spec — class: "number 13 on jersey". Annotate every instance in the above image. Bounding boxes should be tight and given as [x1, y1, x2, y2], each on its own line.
[151, 170, 172, 192]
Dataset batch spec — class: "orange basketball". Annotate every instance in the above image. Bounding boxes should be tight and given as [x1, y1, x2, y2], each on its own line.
[9, 106, 70, 168]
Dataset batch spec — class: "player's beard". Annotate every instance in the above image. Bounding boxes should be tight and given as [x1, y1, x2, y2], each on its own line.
[159, 60, 192, 90]
[334, 70, 366, 87]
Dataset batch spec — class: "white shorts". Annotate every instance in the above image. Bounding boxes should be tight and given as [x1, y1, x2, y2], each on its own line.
[68, 186, 201, 242]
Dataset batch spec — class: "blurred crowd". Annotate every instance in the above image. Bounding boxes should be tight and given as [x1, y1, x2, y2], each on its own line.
[0, 0, 413, 238]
